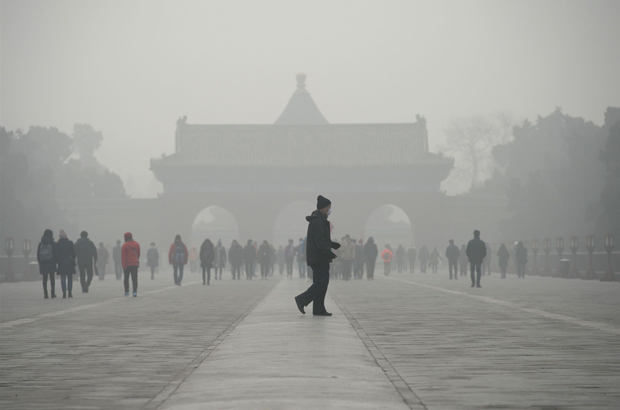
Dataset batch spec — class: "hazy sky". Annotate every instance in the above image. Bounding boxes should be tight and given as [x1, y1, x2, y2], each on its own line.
[2, 0, 619, 196]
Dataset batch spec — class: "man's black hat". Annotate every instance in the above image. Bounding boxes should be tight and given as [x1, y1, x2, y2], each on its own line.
[317, 195, 331, 210]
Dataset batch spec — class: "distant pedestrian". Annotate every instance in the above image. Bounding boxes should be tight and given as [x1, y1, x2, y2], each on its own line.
[97, 242, 109, 280]
[276, 245, 285, 275]
[466, 230, 487, 288]
[418, 245, 429, 274]
[497, 243, 510, 279]
[458, 244, 468, 277]
[37, 229, 57, 299]
[285, 239, 296, 278]
[74, 231, 97, 293]
[229, 240, 243, 280]
[189, 247, 198, 274]
[515, 241, 528, 278]
[340, 235, 356, 281]
[244, 239, 256, 280]
[200, 239, 214, 285]
[395, 245, 405, 274]
[296, 237, 306, 278]
[295, 195, 340, 316]
[113, 240, 122, 280]
[56, 230, 76, 298]
[483, 243, 493, 275]
[169, 235, 188, 285]
[258, 240, 271, 279]
[121, 232, 140, 297]
[407, 245, 416, 273]
[364, 237, 378, 280]
[270, 244, 277, 276]
[445, 240, 460, 280]
[354, 239, 364, 279]
[214, 240, 227, 280]
[381, 245, 393, 276]
[146, 242, 160, 279]
[430, 247, 441, 274]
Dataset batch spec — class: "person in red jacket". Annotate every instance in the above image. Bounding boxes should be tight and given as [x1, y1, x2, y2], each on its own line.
[121, 232, 141, 297]
[169, 234, 188, 285]
[381, 245, 394, 276]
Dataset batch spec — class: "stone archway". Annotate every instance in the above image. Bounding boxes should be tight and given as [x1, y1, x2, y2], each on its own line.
[191, 206, 239, 249]
[364, 204, 414, 251]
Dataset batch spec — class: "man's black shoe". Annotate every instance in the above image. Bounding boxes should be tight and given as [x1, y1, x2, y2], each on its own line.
[471, 283, 475, 288]
[313, 312, 332, 316]
[294, 296, 305, 314]
[476, 284, 482, 288]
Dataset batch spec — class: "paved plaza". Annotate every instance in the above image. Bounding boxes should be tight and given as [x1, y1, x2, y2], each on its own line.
[1, 269, 619, 409]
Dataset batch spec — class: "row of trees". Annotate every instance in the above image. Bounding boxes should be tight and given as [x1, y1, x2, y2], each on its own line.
[0, 124, 127, 244]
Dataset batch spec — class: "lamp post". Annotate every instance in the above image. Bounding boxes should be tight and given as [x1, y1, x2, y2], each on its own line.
[555, 237, 564, 277]
[22, 239, 31, 279]
[601, 233, 615, 282]
[569, 236, 579, 278]
[583, 235, 596, 280]
[531, 239, 539, 275]
[5, 237, 15, 282]
[543, 238, 551, 276]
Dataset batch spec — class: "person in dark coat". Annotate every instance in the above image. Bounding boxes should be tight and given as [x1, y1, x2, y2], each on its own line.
[395, 245, 405, 274]
[97, 242, 109, 281]
[284, 239, 296, 279]
[258, 240, 271, 279]
[295, 195, 340, 316]
[199, 239, 215, 285]
[483, 243, 493, 275]
[243, 239, 256, 280]
[418, 245, 429, 274]
[74, 231, 97, 293]
[407, 245, 416, 273]
[228, 240, 243, 281]
[37, 229, 57, 299]
[354, 239, 364, 279]
[497, 243, 510, 279]
[296, 237, 307, 279]
[445, 239, 460, 280]
[276, 245, 285, 275]
[363, 236, 379, 280]
[458, 244, 468, 277]
[56, 229, 76, 298]
[429, 247, 441, 274]
[112, 240, 122, 280]
[515, 241, 528, 278]
[169, 234, 188, 285]
[146, 242, 160, 280]
[213, 240, 227, 280]
[466, 230, 487, 288]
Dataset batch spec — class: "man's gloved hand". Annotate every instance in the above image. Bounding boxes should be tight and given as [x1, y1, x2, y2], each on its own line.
[330, 252, 338, 260]
[332, 242, 341, 250]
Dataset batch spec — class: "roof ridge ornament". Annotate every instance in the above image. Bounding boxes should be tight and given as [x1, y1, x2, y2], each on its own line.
[295, 73, 307, 93]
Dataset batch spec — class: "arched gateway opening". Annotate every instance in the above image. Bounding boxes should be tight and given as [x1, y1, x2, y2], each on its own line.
[273, 200, 314, 248]
[365, 204, 414, 250]
[191, 206, 239, 249]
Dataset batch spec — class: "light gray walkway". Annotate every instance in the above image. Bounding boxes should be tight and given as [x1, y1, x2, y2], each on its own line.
[158, 278, 414, 410]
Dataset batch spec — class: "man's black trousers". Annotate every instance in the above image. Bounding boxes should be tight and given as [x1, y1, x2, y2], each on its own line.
[124, 266, 138, 293]
[296, 263, 329, 314]
[79, 264, 94, 291]
[470, 262, 482, 285]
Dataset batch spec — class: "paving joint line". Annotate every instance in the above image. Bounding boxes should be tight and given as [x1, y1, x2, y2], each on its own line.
[330, 290, 428, 410]
[143, 278, 281, 410]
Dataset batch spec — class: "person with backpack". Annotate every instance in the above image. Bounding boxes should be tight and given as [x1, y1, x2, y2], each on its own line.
[497, 243, 510, 279]
[213, 240, 227, 280]
[169, 235, 188, 285]
[121, 232, 140, 297]
[445, 239, 460, 280]
[37, 229, 57, 299]
[56, 230, 76, 298]
[364, 237, 378, 280]
[199, 238, 215, 285]
[74, 231, 97, 293]
[112, 240, 122, 280]
[97, 242, 109, 281]
[146, 242, 159, 280]
[243, 239, 256, 280]
[381, 245, 394, 276]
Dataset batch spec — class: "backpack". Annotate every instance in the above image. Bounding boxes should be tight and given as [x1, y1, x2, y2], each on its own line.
[39, 243, 53, 262]
[174, 244, 185, 263]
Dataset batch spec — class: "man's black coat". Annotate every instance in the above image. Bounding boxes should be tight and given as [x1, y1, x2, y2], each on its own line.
[305, 210, 340, 266]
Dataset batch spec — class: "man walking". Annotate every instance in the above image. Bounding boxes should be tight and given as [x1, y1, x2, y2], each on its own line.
[445, 239, 460, 280]
[75, 231, 97, 293]
[296, 237, 306, 279]
[466, 230, 487, 288]
[295, 195, 340, 316]
[97, 242, 109, 280]
[285, 239, 296, 279]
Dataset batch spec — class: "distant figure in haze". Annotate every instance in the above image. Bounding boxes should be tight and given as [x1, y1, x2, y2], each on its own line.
[169, 235, 188, 286]
[121, 232, 140, 297]
[354, 239, 364, 279]
[189, 246, 198, 274]
[270, 244, 277, 276]
[445, 240, 460, 280]
[466, 230, 487, 288]
[340, 235, 356, 281]
[113, 240, 122, 280]
[395, 245, 405, 274]
[258, 240, 272, 279]
[418, 245, 429, 274]
[37, 229, 57, 299]
[364, 237, 378, 280]
[483, 243, 493, 275]
[296, 237, 306, 278]
[75, 231, 97, 293]
[515, 241, 528, 278]
[295, 195, 340, 316]
[381, 245, 394, 276]
[97, 242, 109, 281]
[229, 240, 243, 280]
[214, 240, 227, 280]
[497, 243, 510, 279]
[199, 239, 214, 285]
[429, 247, 441, 274]
[56, 230, 76, 298]
[407, 245, 416, 274]
[244, 239, 256, 280]
[458, 244, 468, 277]
[285, 239, 296, 278]
[276, 245, 285, 275]
[146, 242, 159, 280]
